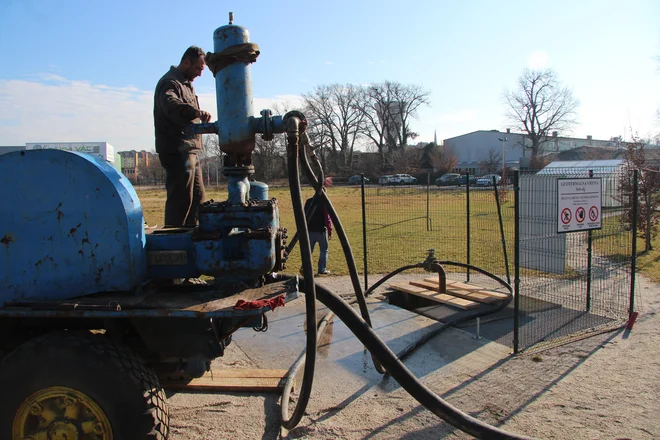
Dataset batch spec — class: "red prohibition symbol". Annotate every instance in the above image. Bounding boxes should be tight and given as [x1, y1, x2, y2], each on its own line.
[589, 206, 599, 222]
[576, 207, 586, 223]
[561, 208, 572, 224]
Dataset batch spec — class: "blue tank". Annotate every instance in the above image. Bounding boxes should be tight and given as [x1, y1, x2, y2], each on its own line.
[0, 149, 147, 302]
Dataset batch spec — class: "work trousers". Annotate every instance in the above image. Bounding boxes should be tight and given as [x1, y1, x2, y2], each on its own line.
[160, 152, 205, 227]
[309, 230, 328, 273]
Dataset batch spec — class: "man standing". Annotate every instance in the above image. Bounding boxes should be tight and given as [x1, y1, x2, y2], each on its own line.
[304, 196, 333, 275]
[154, 46, 212, 227]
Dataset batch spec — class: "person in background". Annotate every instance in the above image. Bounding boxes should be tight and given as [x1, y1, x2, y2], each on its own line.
[304, 195, 333, 275]
[153, 45, 212, 228]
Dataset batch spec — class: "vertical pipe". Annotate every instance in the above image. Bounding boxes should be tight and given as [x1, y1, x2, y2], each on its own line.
[361, 173, 368, 293]
[494, 177, 511, 285]
[426, 172, 431, 232]
[586, 169, 593, 311]
[630, 169, 638, 319]
[466, 171, 471, 282]
[213, 23, 255, 153]
[513, 170, 520, 354]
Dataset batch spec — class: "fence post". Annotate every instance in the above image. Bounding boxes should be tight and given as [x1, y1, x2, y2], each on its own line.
[361, 173, 368, 293]
[513, 170, 520, 354]
[466, 172, 471, 282]
[426, 173, 431, 232]
[630, 169, 638, 319]
[494, 176, 511, 285]
[586, 170, 593, 311]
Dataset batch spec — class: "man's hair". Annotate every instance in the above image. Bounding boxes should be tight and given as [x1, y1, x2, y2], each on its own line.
[181, 46, 205, 63]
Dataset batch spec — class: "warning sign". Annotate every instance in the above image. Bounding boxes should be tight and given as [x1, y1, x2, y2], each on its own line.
[557, 178, 602, 233]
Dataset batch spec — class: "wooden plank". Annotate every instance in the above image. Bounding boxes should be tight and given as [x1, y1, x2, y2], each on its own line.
[421, 279, 509, 301]
[159, 369, 290, 392]
[409, 280, 498, 304]
[389, 283, 479, 310]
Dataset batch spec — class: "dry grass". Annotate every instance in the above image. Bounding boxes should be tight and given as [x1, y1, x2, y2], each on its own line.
[138, 184, 659, 281]
[136, 185, 514, 276]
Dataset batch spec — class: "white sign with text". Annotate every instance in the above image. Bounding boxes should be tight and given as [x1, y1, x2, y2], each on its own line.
[557, 178, 602, 233]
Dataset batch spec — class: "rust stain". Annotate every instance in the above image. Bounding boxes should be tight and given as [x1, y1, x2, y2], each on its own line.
[95, 267, 104, 283]
[55, 202, 64, 221]
[1, 234, 14, 245]
[69, 223, 82, 235]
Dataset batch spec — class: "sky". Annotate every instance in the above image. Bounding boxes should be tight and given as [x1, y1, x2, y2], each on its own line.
[0, 0, 659, 152]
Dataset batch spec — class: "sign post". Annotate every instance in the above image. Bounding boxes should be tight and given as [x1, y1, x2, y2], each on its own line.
[557, 178, 602, 234]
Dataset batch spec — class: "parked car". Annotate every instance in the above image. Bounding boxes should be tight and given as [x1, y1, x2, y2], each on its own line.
[436, 173, 461, 186]
[476, 174, 502, 186]
[379, 175, 395, 185]
[457, 175, 478, 186]
[389, 174, 417, 185]
[348, 175, 369, 185]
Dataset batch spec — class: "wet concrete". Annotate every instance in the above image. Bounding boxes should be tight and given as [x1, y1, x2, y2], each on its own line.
[232, 293, 510, 406]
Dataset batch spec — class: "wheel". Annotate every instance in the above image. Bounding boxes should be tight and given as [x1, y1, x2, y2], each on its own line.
[0, 331, 169, 440]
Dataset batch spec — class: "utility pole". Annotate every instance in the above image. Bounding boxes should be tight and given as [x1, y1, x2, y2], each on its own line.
[498, 137, 507, 174]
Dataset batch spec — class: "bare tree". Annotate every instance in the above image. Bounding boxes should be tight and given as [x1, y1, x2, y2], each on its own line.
[253, 135, 286, 181]
[302, 84, 366, 173]
[503, 69, 579, 163]
[479, 148, 503, 174]
[386, 81, 431, 149]
[200, 134, 223, 186]
[389, 148, 424, 174]
[355, 81, 430, 171]
[355, 83, 395, 169]
[142, 151, 165, 186]
[429, 146, 458, 175]
[616, 135, 660, 252]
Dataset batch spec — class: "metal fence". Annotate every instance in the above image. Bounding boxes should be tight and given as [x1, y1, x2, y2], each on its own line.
[359, 170, 636, 352]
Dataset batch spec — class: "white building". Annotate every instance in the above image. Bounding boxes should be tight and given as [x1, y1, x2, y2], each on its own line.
[442, 130, 621, 174]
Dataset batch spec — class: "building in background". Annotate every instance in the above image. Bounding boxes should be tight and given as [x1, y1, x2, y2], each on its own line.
[118, 150, 162, 185]
[1, 143, 122, 172]
[443, 130, 621, 175]
[0, 146, 26, 155]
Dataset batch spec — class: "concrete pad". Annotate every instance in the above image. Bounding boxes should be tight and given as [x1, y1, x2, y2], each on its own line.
[232, 295, 511, 416]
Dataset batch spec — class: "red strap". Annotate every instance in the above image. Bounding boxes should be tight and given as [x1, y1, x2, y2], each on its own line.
[234, 294, 285, 311]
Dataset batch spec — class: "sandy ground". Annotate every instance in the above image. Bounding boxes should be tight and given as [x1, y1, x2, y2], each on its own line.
[166, 274, 659, 440]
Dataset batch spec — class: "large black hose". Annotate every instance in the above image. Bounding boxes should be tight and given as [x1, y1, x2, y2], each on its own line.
[281, 116, 317, 429]
[297, 133, 386, 374]
[276, 274, 531, 440]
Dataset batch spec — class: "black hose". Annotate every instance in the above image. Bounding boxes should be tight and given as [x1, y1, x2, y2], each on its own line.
[276, 274, 531, 440]
[365, 263, 424, 296]
[297, 137, 386, 374]
[281, 116, 317, 429]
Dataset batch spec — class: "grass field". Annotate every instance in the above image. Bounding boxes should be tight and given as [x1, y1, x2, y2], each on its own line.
[136, 184, 660, 283]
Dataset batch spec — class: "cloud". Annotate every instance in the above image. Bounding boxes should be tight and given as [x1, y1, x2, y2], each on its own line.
[527, 50, 549, 69]
[325, 61, 334, 65]
[0, 76, 303, 152]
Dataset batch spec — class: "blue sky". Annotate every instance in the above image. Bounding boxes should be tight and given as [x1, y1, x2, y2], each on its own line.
[0, 0, 658, 152]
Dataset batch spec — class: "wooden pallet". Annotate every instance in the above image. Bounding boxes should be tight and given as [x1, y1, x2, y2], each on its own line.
[409, 278, 509, 304]
[160, 369, 290, 393]
[388, 282, 480, 310]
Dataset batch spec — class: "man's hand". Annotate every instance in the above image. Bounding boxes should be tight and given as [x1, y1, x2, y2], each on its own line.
[328, 231, 332, 240]
[198, 110, 212, 123]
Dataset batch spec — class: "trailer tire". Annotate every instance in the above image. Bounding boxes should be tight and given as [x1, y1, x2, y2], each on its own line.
[0, 331, 169, 439]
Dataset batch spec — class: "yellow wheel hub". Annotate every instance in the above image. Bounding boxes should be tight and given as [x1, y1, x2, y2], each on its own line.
[13, 386, 112, 440]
